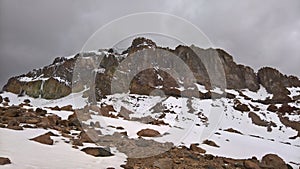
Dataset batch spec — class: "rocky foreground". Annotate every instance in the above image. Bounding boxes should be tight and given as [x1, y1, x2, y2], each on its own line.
[0, 91, 298, 169]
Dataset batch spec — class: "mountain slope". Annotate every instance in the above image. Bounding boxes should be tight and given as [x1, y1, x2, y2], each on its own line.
[0, 37, 299, 169]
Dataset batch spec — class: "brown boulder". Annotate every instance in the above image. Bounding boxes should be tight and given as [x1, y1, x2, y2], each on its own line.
[81, 147, 113, 157]
[234, 103, 250, 112]
[248, 112, 268, 127]
[224, 128, 243, 135]
[244, 160, 260, 169]
[202, 139, 220, 147]
[118, 106, 133, 120]
[0, 96, 2, 103]
[267, 104, 278, 112]
[261, 154, 287, 169]
[30, 132, 55, 145]
[137, 128, 161, 137]
[190, 144, 206, 153]
[79, 129, 101, 143]
[0, 157, 11, 165]
[60, 105, 73, 111]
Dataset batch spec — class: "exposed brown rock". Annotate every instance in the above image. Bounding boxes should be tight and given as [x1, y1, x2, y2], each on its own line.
[0, 157, 11, 165]
[267, 104, 278, 112]
[137, 128, 161, 137]
[202, 139, 220, 148]
[81, 147, 113, 157]
[261, 154, 287, 169]
[41, 77, 71, 99]
[30, 132, 55, 145]
[118, 106, 133, 120]
[244, 160, 260, 169]
[60, 105, 73, 111]
[224, 128, 243, 135]
[248, 112, 270, 128]
[257, 67, 299, 103]
[190, 144, 206, 154]
[278, 103, 298, 113]
[234, 103, 250, 112]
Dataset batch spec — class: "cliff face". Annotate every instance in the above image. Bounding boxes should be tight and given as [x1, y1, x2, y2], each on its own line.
[2, 37, 300, 103]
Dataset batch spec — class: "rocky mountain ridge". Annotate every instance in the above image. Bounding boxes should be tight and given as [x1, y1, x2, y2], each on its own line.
[2, 37, 300, 103]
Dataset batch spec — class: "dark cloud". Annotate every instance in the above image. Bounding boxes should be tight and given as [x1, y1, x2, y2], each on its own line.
[0, 0, 299, 88]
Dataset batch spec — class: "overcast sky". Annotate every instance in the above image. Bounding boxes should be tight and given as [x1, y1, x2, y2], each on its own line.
[0, 0, 299, 88]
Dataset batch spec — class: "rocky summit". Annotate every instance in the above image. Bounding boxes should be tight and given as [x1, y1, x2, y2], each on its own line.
[3, 37, 300, 104]
[0, 37, 299, 169]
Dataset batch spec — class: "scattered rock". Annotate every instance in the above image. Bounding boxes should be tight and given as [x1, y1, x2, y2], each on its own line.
[137, 128, 161, 137]
[30, 132, 55, 145]
[35, 108, 47, 116]
[118, 106, 133, 120]
[60, 105, 73, 111]
[202, 140, 220, 148]
[0, 157, 11, 165]
[23, 99, 31, 104]
[248, 112, 269, 127]
[4, 97, 10, 103]
[267, 104, 278, 112]
[190, 144, 206, 153]
[79, 129, 101, 143]
[234, 103, 250, 112]
[81, 147, 113, 157]
[224, 128, 243, 135]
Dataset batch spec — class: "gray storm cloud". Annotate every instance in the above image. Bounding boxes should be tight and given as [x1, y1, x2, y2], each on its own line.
[0, 0, 299, 88]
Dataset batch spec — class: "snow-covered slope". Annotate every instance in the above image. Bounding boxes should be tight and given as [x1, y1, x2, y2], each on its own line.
[1, 84, 299, 168]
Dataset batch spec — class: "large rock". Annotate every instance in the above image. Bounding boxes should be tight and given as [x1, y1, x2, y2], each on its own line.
[137, 128, 161, 137]
[261, 154, 287, 169]
[81, 147, 113, 157]
[30, 132, 55, 145]
[0, 157, 11, 165]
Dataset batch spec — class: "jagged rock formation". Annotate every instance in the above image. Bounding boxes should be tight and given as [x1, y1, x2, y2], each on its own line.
[2, 37, 300, 103]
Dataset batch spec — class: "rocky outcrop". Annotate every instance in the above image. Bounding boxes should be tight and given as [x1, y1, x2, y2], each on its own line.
[258, 67, 300, 103]
[3, 77, 71, 99]
[2, 37, 299, 104]
[41, 77, 71, 99]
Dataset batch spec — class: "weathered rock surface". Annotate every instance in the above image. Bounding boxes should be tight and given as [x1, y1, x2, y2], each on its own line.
[2, 37, 299, 104]
[81, 147, 113, 157]
[137, 128, 161, 137]
[261, 154, 288, 169]
[30, 132, 55, 145]
[0, 157, 11, 165]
